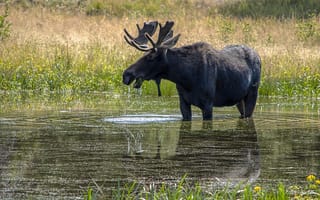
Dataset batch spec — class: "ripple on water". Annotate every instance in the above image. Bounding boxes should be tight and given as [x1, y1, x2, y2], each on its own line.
[103, 114, 181, 124]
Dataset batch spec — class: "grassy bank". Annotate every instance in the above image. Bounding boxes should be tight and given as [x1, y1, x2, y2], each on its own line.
[85, 174, 320, 200]
[0, 0, 320, 98]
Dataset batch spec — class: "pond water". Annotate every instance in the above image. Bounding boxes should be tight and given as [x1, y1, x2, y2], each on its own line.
[0, 93, 319, 199]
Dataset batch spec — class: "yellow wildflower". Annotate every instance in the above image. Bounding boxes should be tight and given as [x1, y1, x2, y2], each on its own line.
[254, 186, 262, 192]
[316, 180, 320, 185]
[306, 174, 316, 182]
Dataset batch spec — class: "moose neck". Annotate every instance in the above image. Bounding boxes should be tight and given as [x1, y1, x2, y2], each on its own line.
[161, 48, 194, 89]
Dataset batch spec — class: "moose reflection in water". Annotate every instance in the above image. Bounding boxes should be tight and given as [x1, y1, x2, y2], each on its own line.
[123, 124, 179, 159]
[121, 118, 260, 187]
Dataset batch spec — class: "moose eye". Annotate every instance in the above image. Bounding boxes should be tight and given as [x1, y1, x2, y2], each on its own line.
[146, 52, 157, 61]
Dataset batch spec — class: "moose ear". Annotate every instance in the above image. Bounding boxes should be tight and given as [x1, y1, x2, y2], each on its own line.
[162, 34, 181, 49]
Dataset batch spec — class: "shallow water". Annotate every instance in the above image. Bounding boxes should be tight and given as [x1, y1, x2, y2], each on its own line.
[0, 93, 319, 199]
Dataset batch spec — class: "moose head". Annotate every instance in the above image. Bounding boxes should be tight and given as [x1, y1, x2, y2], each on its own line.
[123, 21, 180, 93]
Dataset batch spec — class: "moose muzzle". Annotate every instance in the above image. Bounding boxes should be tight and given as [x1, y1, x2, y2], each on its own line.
[122, 71, 134, 85]
[123, 71, 144, 88]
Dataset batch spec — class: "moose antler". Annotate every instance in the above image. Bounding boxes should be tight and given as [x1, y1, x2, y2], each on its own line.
[123, 21, 181, 97]
[124, 21, 180, 52]
[124, 21, 158, 50]
[156, 21, 174, 46]
[144, 21, 180, 50]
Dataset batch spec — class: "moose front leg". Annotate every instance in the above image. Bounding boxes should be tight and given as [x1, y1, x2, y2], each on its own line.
[154, 78, 162, 97]
[179, 95, 192, 121]
[201, 105, 213, 120]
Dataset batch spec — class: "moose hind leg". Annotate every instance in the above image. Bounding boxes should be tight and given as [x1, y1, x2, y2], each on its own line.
[179, 96, 192, 121]
[244, 87, 259, 118]
[236, 100, 246, 118]
[202, 105, 213, 120]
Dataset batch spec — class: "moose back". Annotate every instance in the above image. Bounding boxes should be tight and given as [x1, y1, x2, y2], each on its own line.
[123, 21, 261, 121]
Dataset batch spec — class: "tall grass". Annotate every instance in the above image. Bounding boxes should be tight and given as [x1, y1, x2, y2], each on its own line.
[218, 0, 320, 19]
[0, 0, 11, 40]
[85, 0, 193, 18]
[0, 1, 320, 98]
[0, 42, 129, 92]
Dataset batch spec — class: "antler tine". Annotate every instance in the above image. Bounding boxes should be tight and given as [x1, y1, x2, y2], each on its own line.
[145, 33, 157, 49]
[123, 30, 139, 49]
[141, 21, 158, 36]
[156, 21, 174, 46]
[124, 21, 159, 51]
[124, 28, 135, 41]
[134, 21, 158, 45]
[136, 24, 141, 32]
[163, 30, 173, 41]
[124, 34, 154, 52]
[162, 33, 181, 48]
[124, 34, 134, 47]
[130, 39, 154, 52]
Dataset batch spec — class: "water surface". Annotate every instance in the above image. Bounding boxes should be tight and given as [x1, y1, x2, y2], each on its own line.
[0, 93, 319, 199]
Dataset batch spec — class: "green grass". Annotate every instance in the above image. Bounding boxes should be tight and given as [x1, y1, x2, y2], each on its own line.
[217, 0, 320, 19]
[84, 174, 320, 200]
[259, 56, 320, 98]
[85, 0, 188, 18]
[1, 40, 319, 98]
[0, 41, 128, 93]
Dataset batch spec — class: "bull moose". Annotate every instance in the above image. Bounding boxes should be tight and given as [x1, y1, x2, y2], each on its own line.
[123, 21, 261, 121]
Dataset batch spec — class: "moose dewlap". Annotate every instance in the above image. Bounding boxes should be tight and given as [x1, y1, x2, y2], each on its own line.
[123, 21, 261, 121]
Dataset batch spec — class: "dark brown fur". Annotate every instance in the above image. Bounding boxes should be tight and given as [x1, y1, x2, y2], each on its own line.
[123, 41, 261, 121]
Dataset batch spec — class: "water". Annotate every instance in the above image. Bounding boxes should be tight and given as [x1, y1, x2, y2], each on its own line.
[0, 93, 319, 199]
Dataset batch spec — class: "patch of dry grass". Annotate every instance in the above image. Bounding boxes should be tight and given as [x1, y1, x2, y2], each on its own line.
[6, 6, 320, 56]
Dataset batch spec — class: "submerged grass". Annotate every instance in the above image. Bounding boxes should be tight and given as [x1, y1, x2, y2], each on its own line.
[85, 174, 320, 200]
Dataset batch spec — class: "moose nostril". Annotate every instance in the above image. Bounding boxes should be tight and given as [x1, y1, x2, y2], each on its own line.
[123, 76, 130, 85]
[123, 71, 134, 85]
